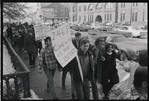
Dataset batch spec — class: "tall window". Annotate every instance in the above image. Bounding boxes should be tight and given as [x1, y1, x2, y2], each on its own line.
[121, 3, 125, 8]
[88, 4, 93, 11]
[84, 5, 86, 11]
[121, 3, 123, 7]
[105, 14, 106, 21]
[133, 3, 138, 6]
[110, 14, 112, 21]
[73, 7, 75, 12]
[88, 15, 90, 21]
[132, 13, 134, 22]
[121, 13, 123, 21]
[79, 16, 81, 21]
[135, 13, 138, 22]
[73, 16, 75, 22]
[92, 15, 93, 22]
[136, 3, 138, 6]
[79, 6, 81, 12]
[107, 14, 109, 21]
[123, 13, 125, 21]
[84, 15, 86, 22]
[132, 9, 138, 22]
[96, 3, 102, 9]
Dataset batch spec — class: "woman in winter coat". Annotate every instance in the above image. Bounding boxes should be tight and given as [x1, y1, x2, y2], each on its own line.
[100, 43, 119, 99]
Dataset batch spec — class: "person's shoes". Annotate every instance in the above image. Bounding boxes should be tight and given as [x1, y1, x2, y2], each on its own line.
[72, 94, 76, 100]
[47, 88, 50, 93]
[30, 65, 35, 68]
[103, 95, 109, 100]
[62, 85, 66, 90]
[53, 98, 58, 100]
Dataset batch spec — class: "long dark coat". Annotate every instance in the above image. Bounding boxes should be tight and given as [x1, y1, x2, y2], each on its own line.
[24, 35, 37, 53]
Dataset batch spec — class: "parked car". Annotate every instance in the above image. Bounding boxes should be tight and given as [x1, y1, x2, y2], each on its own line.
[106, 26, 133, 38]
[88, 33, 147, 61]
[88, 29, 111, 35]
[88, 28, 133, 38]
[114, 26, 147, 38]
[70, 24, 79, 31]
[78, 24, 92, 31]
[90, 23, 107, 30]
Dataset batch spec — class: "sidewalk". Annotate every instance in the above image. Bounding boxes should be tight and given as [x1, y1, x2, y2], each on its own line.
[13, 46, 129, 100]
[14, 47, 72, 100]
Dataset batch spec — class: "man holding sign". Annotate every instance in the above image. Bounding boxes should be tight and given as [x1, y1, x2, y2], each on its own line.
[70, 38, 94, 100]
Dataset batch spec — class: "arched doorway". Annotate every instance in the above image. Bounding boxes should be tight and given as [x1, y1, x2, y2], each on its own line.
[95, 15, 102, 23]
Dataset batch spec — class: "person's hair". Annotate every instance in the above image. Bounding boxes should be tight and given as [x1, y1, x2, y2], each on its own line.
[80, 38, 90, 46]
[44, 37, 51, 43]
[95, 37, 105, 46]
[105, 43, 113, 51]
[133, 66, 147, 88]
[28, 29, 33, 34]
[138, 50, 147, 66]
[75, 32, 81, 37]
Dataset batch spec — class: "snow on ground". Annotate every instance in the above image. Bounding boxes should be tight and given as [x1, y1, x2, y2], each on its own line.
[3, 44, 16, 75]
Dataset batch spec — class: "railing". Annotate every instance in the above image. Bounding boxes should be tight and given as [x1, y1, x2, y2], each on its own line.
[3, 37, 31, 100]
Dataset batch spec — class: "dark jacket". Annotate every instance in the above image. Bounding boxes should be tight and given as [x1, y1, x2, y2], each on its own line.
[100, 50, 118, 84]
[95, 46, 106, 83]
[24, 35, 37, 53]
[71, 49, 94, 82]
[6, 26, 13, 38]
[72, 38, 80, 49]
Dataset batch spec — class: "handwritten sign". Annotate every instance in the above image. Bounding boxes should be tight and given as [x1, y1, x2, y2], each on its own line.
[34, 25, 51, 40]
[48, 22, 78, 67]
[33, 19, 42, 25]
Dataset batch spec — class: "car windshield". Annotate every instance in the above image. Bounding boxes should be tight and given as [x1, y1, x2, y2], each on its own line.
[112, 35, 127, 42]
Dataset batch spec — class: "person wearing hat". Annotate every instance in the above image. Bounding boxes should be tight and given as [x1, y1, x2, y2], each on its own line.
[24, 29, 37, 68]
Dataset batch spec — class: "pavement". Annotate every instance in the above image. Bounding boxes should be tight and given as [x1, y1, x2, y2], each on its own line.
[13, 44, 130, 100]
[13, 47, 72, 100]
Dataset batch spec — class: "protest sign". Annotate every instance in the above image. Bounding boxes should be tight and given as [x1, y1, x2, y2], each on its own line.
[49, 22, 78, 67]
[34, 25, 51, 40]
[33, 19, 42, 25]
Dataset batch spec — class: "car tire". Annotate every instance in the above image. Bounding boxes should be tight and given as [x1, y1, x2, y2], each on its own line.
[120, 51, 128, 61]
[137, 36, 141, 38]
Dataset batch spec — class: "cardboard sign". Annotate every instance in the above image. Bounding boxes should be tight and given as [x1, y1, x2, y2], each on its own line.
[34, 25, 51, 40]
[49, 22, 78, 67]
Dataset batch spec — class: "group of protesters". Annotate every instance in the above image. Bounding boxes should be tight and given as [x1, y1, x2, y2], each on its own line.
[37, 29, 147, 100]
[4, 21, 147, 100]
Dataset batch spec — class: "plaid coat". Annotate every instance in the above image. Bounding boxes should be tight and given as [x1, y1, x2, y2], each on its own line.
[38, 46, 57, 70]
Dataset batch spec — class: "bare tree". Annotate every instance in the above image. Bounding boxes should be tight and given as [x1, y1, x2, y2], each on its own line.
[3, 2, 29, 20]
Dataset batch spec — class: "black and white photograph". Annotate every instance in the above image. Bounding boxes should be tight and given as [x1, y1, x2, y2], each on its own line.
[2, 2, 148, 100]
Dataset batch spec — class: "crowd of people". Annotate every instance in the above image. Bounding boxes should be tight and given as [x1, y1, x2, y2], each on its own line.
[3, 21, 148, 100]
